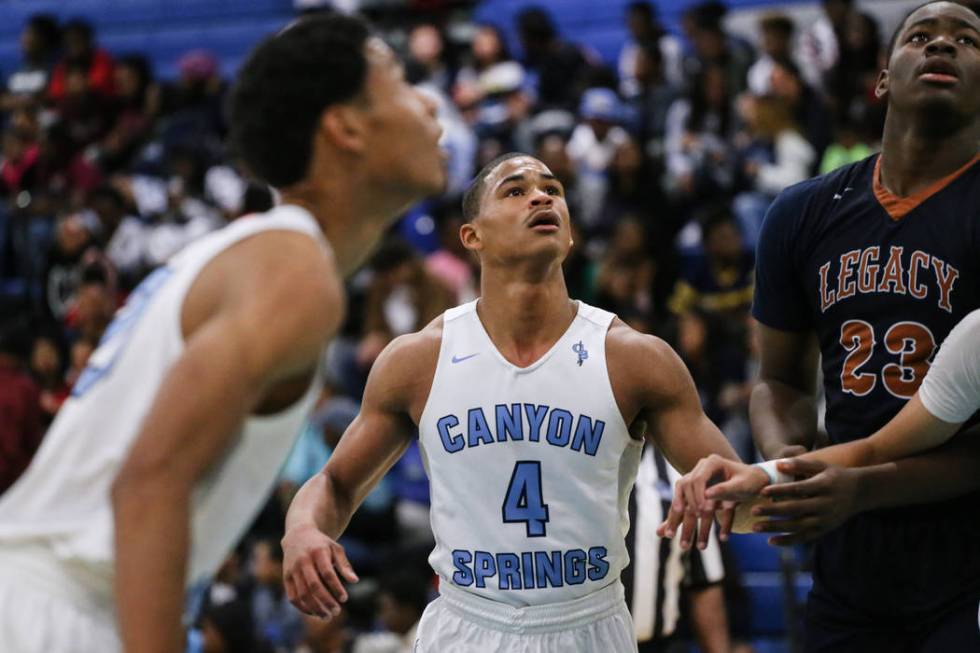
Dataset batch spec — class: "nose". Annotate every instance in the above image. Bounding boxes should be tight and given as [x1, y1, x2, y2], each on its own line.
[529, 188, 553, 205]
[925, 35, 957, 56]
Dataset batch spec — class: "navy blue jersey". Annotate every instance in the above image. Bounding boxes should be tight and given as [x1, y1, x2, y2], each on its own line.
[753, 153, 980, 618]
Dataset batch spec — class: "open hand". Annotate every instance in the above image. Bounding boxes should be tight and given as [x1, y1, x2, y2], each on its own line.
[282, 523, 359, 619]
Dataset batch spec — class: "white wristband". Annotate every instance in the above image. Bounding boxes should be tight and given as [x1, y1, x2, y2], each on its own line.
[753, 459, 793, 485]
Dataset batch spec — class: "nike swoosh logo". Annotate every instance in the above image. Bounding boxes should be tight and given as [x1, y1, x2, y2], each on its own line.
[451, 353, 479, 364]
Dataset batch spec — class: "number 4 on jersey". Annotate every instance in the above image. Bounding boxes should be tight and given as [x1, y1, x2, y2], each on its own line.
[502, 461, 549, 537]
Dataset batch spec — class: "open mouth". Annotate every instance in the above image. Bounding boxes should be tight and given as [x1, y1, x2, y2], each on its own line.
[918, 59, 959, 85]
[528, 210, 561, 231]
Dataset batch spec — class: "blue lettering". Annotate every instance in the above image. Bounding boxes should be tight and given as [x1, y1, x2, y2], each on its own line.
[546, 409, 573, 447]
[467, 408, 494, 447]
[534, 551, 564, 588]
[587, 547, 609, 581]
[564, 549, 587, 585]
[524, 404, 548, 442]
[452, 550, 473, 586]
[495, 404, 524, 442]
[496, 553, 521, 590]
[521, 552, 535, 588]
[474, 551, 496, 588]
[571, 416, 604, 456]
[438, 416, 463, 453]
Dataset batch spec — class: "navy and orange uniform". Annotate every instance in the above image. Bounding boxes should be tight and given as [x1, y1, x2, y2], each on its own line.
[753, 153, 980, 651]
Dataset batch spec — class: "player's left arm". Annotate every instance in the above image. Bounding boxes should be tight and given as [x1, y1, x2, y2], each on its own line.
[607, 322, 741, 549]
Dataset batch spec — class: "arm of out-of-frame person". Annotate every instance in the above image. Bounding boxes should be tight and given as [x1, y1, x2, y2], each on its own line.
[605, 319, 740, 552]
[112, 231, 342, 653]
[660, 309, 980, 545]
[281, 319, 441, 619]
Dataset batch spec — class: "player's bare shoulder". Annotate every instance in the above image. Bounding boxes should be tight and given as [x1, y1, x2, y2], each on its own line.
[365, 315, 444, 422]
[605, 318, 692, 420]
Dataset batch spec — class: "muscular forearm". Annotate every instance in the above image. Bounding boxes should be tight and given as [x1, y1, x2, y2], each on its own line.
[750, 379, 818, 459]
[854, 427, 980, 512]
[688, 585, 731, 653]
[285, 469, 355, 540]
[112, 478, 190, 653]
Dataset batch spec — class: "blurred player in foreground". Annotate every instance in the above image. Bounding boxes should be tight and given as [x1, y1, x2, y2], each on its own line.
[281, 153, 743, 652]
[663, 2, 980, 651]
[0, 13, 445, 653]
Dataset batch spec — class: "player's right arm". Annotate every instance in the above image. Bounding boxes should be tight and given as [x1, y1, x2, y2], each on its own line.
[282, 327, 439, 618]
[111, 231, 342, 653]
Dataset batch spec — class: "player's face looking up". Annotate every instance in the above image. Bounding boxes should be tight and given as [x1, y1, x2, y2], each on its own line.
[877, 2, 980, 123]
[461, 157, 572, 266]
[343, 38, 446, 197]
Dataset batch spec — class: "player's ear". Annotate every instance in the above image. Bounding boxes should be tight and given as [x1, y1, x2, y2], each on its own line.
[317, 104, 368, 154]
[459, 221, 483, 253]
[873, 68, 889, 101]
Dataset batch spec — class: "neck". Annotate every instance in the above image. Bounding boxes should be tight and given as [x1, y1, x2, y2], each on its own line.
[879, 110, 980, 196]
[279, 163, 420, 277]
[476, 259, 575, 365]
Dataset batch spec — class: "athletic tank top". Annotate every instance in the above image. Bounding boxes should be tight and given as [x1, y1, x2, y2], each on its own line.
[0, 205, 326, 594]
[418, 300, 642, 606]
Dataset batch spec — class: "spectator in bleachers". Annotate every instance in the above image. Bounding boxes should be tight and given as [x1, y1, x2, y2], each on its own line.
[424, 208, 478, 304]
[595, 215, 655, 326]
[99, 54, 159, 173]
[618, 1, 684, 96]
[826, 9, 882, 124]
[734, 93, 815, 247]
[250, 538, 305, 651]
[747, 12, 796, 96]
[453, 23, 513, 113]
[624, 37, 679, 170]
[0, 126, 39, 197]
[29, 332, 67, 424]
[352, 572, 429, 653]
[157, 49, 226, 156]
[798, 0, 852, 94]
[48, 19, 115, 102]
[63, 335, 95, 390]
[468, 60, 533, 163]
[769, 58, 831, 160]
[566, 87, 633, 232]
[55, 61, 116, 153]
[87, 184, 148, 290]
[818, 115, 874, 175]
[515, 6, 593, 111]
[669, 207, 754, 319]
[664, 62, 737, 204]
[31, 120, 104, 207]
[407, 24, 453, 95]
[198, 594, 267, 653]
[2, 14, 61, 112]
[0, 319, 43, 494]
[675, 308, 747, 429]
[295, 609, 350, 653]
[681, 1, 755, 97]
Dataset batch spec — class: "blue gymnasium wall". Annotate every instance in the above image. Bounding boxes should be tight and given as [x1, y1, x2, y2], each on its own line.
[0, 0, 820, 81]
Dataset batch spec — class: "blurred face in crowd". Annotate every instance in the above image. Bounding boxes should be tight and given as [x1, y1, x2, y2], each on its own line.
[678, 311, 708, 360]
[877, 2, 980, 123]
[627, 7, 652, 40]
[473, 26, 505, 66]
[409, 25, 443, 68]
[346, 38, 446, 200]
[462, 156, 572, 268]
[69, 339, 94, 372]
[533, 134, 574, 184]
[64, 26, 92, 60]
[251, 541, 282, 587]
[31, 337, 61, 380]
[20, 24, 46, 59]
[705, 219, 743, 265]
[115, 63, 143, 101]
[770, 62, 802, 102]
[761, 25, 791, 59]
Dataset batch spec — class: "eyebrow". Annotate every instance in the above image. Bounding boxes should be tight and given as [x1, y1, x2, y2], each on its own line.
[496, 172, 559, 189]
[905, 16, 980, 35]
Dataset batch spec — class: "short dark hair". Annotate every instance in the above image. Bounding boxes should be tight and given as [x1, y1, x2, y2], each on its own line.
[63, 19, 93, 44]
[229, 13, 372, 188]
[380, 572, 430, 615]
[887, 0, 980, 58]
[760, 13, 795, 37]
[26, 14, 61, 52]
[461, 152, 529, 221]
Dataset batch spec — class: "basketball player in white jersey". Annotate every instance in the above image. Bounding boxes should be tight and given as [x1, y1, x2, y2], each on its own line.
[659, 306, 980, 544]
[0, 14, 445, 653]
[282, 153, 744, 652]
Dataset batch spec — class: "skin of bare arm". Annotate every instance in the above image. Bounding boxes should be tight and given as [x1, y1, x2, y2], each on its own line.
[112, 231, 342, 653]
[281, 321, 441, 618]
[606, 320, 740, 550]
[688, 585, 732, 653]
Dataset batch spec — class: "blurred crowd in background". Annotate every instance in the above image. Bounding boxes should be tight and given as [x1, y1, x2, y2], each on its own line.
[0, 0, 936, 651]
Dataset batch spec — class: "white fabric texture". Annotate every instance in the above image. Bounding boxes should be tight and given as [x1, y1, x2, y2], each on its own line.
[918, 308, 980, 424]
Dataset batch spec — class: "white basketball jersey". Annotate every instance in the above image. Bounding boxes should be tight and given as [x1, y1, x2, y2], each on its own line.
[419, 300, 642, 607]
[0, 205, 325, 596]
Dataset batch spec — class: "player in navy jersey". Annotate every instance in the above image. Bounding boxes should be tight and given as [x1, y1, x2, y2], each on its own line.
[662, 2, 980, 651]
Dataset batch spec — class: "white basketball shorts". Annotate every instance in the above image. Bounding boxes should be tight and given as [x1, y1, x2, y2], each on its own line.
[0, 545, 120, 653]
[414, 579, 638, 653]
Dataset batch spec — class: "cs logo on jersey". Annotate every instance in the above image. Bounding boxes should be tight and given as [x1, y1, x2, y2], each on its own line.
[572, 341, 589, 366]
